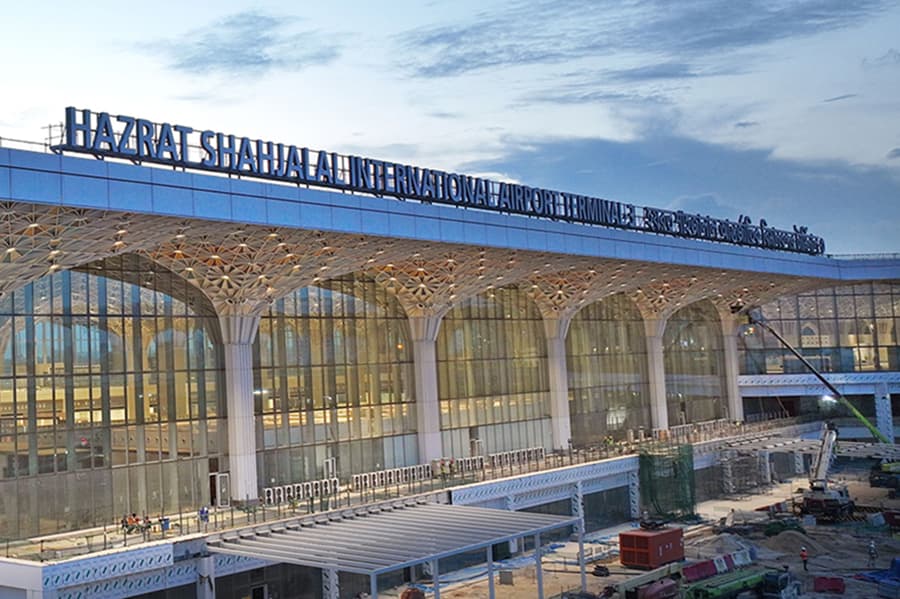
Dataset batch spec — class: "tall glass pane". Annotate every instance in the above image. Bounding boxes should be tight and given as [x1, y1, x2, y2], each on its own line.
[0, 254, 224, 540]
[253, 274, 417, 485]
[663, 301, 726, 425]
[567, 294, 650, 444]
[739, 284, 900, 374]
[436, 287, 550, 456]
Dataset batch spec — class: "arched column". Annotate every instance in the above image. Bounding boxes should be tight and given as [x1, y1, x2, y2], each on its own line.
[644, 317, 668, 433]
[410, 314, 444, 462]
[219, 313, 261, 504]
[721, 315, 745, 423]
[544, 315, 573, 450]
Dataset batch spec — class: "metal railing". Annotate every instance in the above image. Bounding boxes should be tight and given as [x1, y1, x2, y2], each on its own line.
[0, 413, 804, 563]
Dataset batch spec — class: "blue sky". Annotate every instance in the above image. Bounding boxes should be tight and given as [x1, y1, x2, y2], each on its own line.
[1, 0, 899, 253]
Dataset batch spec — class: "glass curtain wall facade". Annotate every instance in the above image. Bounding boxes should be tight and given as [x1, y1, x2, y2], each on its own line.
[566, 294, 651, 445]
[740, 283, 900, 374]
[253, 274, 417, 486]
[0, 255, 224, 540]
[436, 286, 551, 456]
[663, 301, 727, 425]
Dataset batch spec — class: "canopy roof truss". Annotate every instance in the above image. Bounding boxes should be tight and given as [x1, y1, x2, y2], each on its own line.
[207, 501, 578, 576]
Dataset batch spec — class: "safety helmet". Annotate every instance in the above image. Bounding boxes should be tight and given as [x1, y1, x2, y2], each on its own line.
[801, 547, 806, 551]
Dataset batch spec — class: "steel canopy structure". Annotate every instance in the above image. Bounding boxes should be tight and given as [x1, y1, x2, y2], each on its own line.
[208, 501, 582, 598]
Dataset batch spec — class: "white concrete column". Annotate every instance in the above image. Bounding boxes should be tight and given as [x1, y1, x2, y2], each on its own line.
[759, 450, 772, 485]
[721, 317, 745, 423]
[628, 470, 641, 518]
[197, 555, 216, 599]
[534, 533, 544, 599]
[544, 316, 573, 451]
[322, 567, 339, 599]
[219, 314, 261, 504]
[644, 318, 669, 433]
[487, 544, 496, 598]
[571, 480, 584, 532]
[875, 382, 895, 443]
[410, 314, 444, 463]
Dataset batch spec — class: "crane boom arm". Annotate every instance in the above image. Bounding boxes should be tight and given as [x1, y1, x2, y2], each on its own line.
[811, 425, 838, 487]
[746, 313, 890, 444]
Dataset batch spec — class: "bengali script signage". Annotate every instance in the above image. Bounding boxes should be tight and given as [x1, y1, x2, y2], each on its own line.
[53, 108, 825, 255]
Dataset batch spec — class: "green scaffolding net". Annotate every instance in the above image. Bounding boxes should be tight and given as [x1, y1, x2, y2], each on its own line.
[639, 444, 697, 520]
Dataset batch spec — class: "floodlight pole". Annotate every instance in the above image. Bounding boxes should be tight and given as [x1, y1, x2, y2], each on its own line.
[745, 312, 889, 443]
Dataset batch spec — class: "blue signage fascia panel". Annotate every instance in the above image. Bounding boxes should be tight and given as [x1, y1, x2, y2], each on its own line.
[0, 147, 873, 281]
[0, 166, 9, 200]
[190, 171, 230, 193]
[108, 160, 153, 183]
[193, 189, 231, 221]
[264, 182, 299, 202]
[108, 180, 153, 212]
[330, 206, 364, 234]
[60, 153, 107, 178]
[10, 166, 61, 205]
[413, 214, 440, 240]
[358, 210, 391, 236]
[148, 166, 189, 188]
[265, 198, 302, 227]
[62, 173, 109, 209]
[298, 203, 333, 230]
[231, 192, 269, 225]
[10, 148, 61, 171]
[150, 182, 193, 216]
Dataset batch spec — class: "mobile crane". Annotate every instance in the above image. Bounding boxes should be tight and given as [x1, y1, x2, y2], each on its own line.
[741, 309, 891, 519]
[800, 422, 854, 519]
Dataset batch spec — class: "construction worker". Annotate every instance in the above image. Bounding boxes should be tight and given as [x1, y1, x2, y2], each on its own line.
[800, 546, 808, 571]
[868, 540, 878, 568]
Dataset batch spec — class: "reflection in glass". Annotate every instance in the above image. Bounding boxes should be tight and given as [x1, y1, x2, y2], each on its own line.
[740, 283, 900, 375]
[437, 287, 551, 456]
[253, 275, 417, 485]
[567, 294, 650, 444]
[663, 301, 726, 425]
[0, 255, 223, 540]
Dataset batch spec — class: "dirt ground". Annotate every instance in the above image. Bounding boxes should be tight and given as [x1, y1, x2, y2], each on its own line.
[398, 478, 900, 598]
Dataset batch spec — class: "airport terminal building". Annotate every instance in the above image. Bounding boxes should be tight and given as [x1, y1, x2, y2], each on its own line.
[0, 109, 898, 597]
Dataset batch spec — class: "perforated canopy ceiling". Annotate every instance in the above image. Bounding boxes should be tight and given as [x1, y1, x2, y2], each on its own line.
[208, 502, 578, 575]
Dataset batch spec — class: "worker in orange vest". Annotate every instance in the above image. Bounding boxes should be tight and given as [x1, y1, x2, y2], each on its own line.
[800, 547, 808, 571]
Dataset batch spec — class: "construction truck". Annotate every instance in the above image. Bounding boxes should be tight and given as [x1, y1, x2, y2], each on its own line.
[599, 562, 681, 599]
[799, 423, 855, 519]
[869, 461, 900, 490]
[682, 567, 801, 599]
[760, 569, 802, 599]
[600, 560, 800, 599]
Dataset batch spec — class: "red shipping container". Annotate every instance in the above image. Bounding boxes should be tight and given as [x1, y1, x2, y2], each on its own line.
[619, 527, 684, 569]
[813, 577, 846, 594]
[682, 560, 718, 582]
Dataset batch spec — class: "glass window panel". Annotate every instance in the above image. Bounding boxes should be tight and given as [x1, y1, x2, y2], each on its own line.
[664, 301, 726, 426]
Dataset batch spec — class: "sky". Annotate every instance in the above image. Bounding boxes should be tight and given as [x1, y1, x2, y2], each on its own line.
[1, 0, 899, 254]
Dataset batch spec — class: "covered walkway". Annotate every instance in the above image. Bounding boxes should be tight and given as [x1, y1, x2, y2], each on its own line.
[208, 501, 584, 598]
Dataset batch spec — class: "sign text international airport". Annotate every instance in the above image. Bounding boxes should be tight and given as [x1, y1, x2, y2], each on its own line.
[55, 108, 825, 255]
